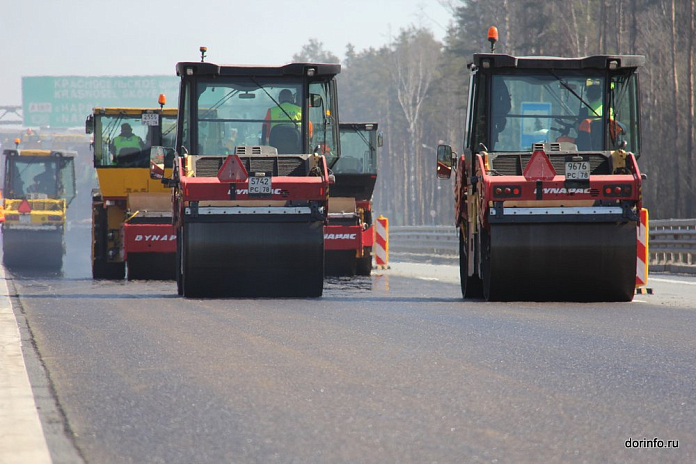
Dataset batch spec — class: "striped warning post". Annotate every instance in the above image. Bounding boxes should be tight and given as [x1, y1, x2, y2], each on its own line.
[635, 207, 650, 291]
[375, 215, 389, 269]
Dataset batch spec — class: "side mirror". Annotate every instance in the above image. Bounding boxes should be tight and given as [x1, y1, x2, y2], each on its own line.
[149, 146, 176, 180]
[309, 94, 323, 108]
[377, 131, 384, 148]
[436, 144, 454, 179]
[85, 114, 94, 135]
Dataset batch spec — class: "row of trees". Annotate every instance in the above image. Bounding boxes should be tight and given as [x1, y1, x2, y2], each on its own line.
[295, 0, 696, 223]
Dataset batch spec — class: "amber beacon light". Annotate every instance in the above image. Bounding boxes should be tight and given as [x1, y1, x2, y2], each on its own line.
[488, 26, 498, 52]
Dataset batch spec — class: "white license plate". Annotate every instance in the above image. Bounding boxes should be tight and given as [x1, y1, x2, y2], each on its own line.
[249, 176, 272, 195]
[19, 214, 31, 224]
[565, 161, 590, 180]
[141, 113, 159, 126]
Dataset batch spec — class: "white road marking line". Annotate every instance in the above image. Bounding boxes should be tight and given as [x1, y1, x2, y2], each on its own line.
[650, 277, 696, 285]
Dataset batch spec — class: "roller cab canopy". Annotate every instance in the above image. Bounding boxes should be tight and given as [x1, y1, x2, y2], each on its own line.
[175, 61, 342, 167]
[333, 123, 381, 201]
[466, 53, 644, 157]
[3, 149, 76, 205]
[87, 107, 179, 168]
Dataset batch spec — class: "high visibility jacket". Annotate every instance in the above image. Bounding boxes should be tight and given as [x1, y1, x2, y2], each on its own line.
[579, 99, 613, 134]
[113, 134, 143, 155]
[269, 102, 301, 128]
[588, 99, 603, 117]
[263, 102, 301, 142]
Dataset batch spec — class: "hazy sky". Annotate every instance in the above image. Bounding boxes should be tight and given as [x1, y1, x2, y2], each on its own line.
[0, 0, 453, 106]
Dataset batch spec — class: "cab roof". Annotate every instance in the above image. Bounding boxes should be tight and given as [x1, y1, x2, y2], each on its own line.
[91, 107, 178, 117]
[176, 62, 341, 78]
[3, 149, 76, 158]
[473, 54, 645, 71]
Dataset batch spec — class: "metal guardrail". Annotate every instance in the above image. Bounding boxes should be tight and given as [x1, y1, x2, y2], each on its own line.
[389, 226, 458, 263]
[389, 220, 696, 274]
[648, 219, 696, 274]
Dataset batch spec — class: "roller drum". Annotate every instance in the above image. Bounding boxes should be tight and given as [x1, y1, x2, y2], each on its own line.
[180, 219, 324, 298]
[484, 221, 637, 302]
[2, 229, 64, 270]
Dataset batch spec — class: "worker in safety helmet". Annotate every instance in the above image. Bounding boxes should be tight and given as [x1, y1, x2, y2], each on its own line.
[576, 80, 605, 150]
[110, 123, 145, 162]
[262, 89, 302, 146]
[585, 81, 603, 117]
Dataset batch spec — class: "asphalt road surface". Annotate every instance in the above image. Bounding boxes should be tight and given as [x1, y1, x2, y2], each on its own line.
[6, 231, 696, 463]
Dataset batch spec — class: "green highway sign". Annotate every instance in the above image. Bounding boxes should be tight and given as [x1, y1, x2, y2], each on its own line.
[22, 76, 179, 127]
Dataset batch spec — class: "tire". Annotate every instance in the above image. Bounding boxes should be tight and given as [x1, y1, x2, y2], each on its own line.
[325, 250, 357, 277]
[460, 229, 483, 299]
[180, 223, 201, 298]
[92, 198, 125, 280]
[480, 227, 494, 302]
[356, 249, 372, 276]
[176, 229, 183, 296]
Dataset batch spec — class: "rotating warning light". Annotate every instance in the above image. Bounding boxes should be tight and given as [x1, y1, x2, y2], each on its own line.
[487, 26, 499, 53]
[488, 26, 499, 44]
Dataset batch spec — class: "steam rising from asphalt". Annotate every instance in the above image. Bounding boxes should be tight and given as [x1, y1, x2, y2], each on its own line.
[63, 170, 95, 279]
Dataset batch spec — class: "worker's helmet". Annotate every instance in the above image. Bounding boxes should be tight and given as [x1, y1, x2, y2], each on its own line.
[586, 79, 601, 100]
[279, 89, 294, 104]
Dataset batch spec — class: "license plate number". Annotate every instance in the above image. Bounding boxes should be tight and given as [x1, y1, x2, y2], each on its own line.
[249, 176, 272, 196]
[141, 113, 159, 126]
[565, 161, 590, 180]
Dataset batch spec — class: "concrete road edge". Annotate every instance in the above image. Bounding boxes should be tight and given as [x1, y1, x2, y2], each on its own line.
[0, 265, 52, 463]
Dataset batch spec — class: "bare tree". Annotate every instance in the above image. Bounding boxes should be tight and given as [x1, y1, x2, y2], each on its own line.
[688, 0, 695, 216]
[391, 28, 441, 224]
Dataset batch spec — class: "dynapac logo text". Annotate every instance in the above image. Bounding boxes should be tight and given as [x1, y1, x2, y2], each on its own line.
[324, 233, 357, 240]
[536, 187, 591, 194]
[228, 188, 283, 195]
[134, 234, 176, 241]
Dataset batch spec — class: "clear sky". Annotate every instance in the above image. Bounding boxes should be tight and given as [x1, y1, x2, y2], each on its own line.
[0, 0, 453, 106]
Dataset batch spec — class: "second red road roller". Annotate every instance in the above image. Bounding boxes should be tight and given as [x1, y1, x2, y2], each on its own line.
[437, 29, 648, 302]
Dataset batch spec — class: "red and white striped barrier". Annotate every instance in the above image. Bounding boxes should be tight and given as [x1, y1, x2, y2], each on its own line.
[375, 215, 389, 269]
[636, 208, 650, 292]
